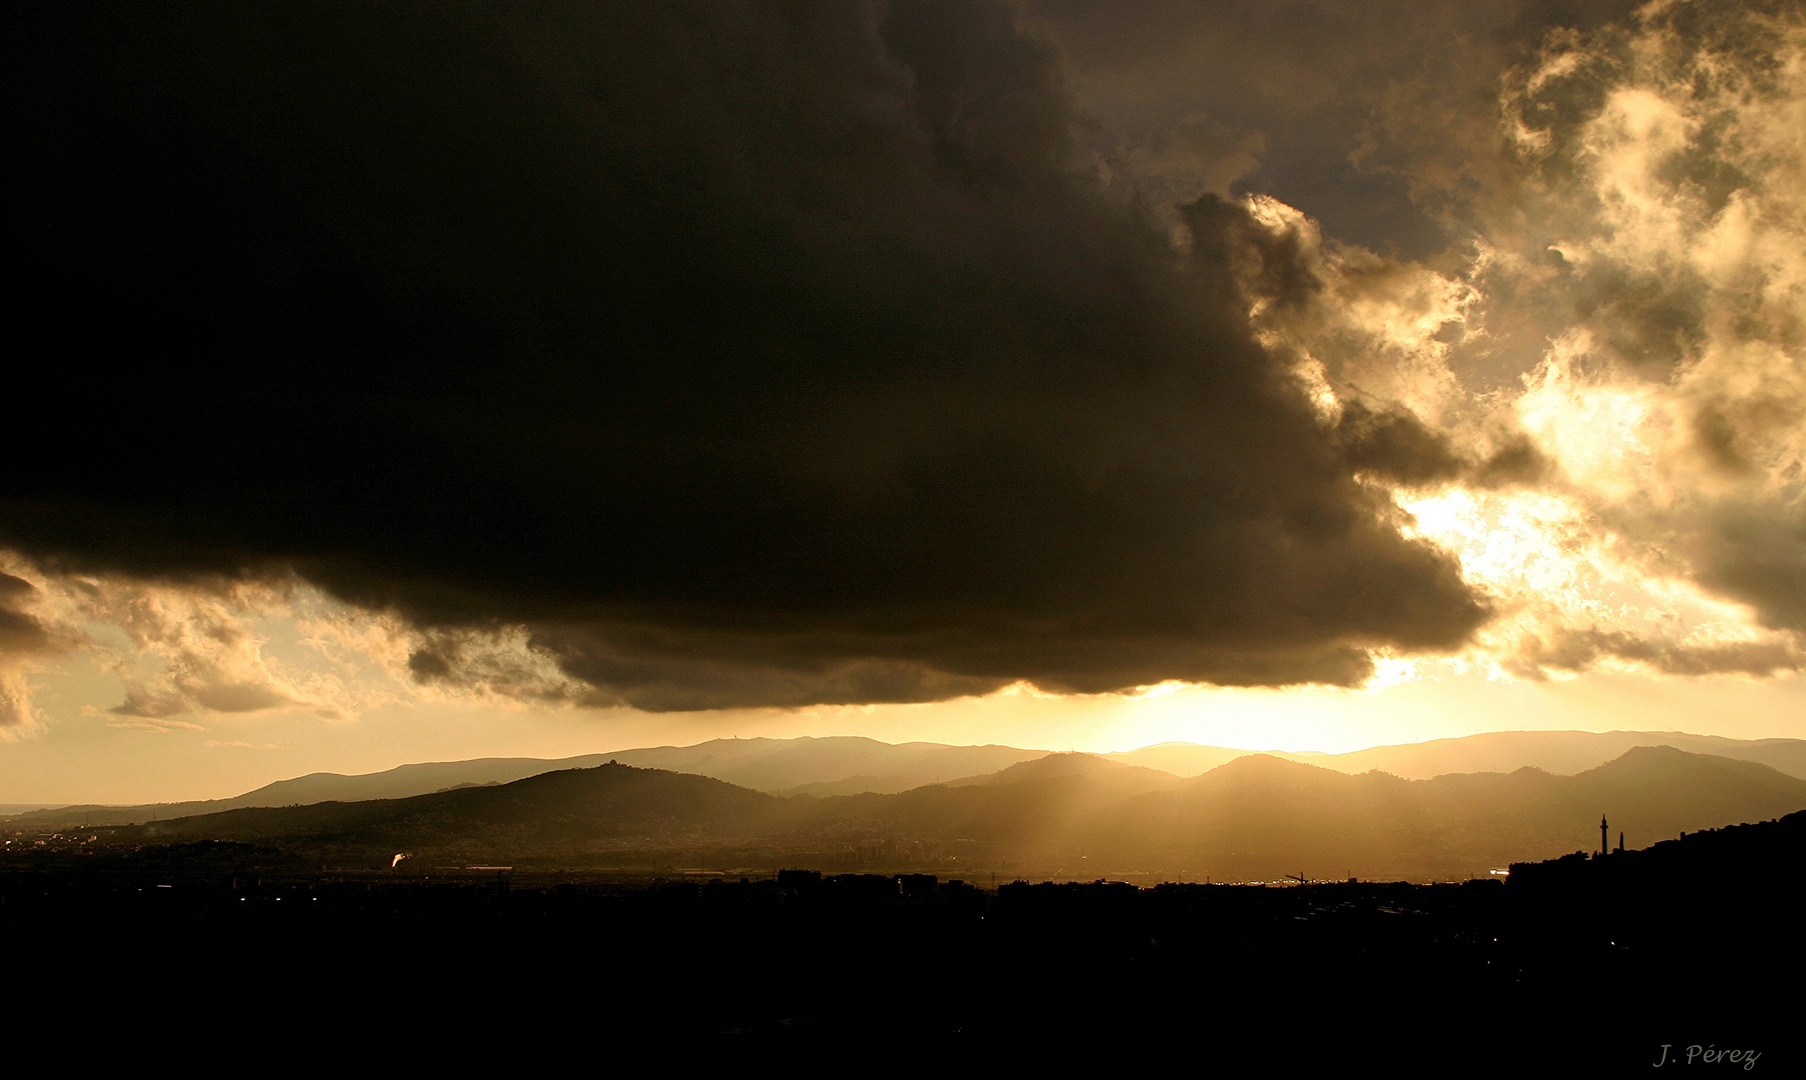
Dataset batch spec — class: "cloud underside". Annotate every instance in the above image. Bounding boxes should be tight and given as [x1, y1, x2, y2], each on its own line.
[3, 0, 1804, 716]
[0, 2, 1491, 711]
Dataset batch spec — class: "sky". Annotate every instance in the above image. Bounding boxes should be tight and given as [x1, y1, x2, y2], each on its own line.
[5, 0, 1806, 803]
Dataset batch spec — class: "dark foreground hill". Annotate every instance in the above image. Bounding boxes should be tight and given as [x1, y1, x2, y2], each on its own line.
[5, 813, 1799, 1069]
[79, 746, 1806, 880]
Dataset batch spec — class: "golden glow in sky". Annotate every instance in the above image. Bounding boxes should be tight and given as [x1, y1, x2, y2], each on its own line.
[6, 1, 1806, 803]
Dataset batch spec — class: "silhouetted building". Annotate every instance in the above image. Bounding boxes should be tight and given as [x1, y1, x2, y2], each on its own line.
[897, 873, 937, 897]
[829, 873, 900, 901]
[776, 869, 821, 891]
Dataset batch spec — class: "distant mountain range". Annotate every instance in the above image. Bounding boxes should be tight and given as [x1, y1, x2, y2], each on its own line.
[1104, 729, 1806, 780]
[90, 745, 1806, 882]
[6, 736, 1046, 829]
[11, 728, 1806, 834]
[1081, 745, 1806, 880]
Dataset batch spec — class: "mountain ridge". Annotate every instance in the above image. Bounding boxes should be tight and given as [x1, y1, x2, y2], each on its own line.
[90, 746, 1806, 883]
[1121, 729, 1806, 781]
[15, 728, 1806, 830]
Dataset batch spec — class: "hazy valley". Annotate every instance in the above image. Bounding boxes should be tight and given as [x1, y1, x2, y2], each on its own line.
[15, 733, 1800, 884]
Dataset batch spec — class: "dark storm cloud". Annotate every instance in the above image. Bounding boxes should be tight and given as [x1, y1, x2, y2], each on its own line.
[1507, 627, 1802, 680]
[0, 574, 54, 656]
[0, 571, 55, 729]
[1335, 403, 1465, 488]
[1472, 437, 1551, 489]
[0, 2, 1487, 709]
[1025, 0, 1644, 262]
[1697, 511, 1806, 635]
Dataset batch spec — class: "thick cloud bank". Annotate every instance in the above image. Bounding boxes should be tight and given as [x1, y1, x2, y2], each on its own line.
[0, 3, 1486, 710]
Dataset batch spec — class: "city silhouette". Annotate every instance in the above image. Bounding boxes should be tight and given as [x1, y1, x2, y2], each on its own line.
[5, 737, 1799, 1068]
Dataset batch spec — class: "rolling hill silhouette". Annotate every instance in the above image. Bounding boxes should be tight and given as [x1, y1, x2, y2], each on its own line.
[125, 764, 789, 860]
[614, 736, 1042, 793]
[9, 736, 1044, 828]
[94, 746, 1806, 880]
[1084, 746, 1806, 878]
[20, 730, 1806, 832]
[1106, 730, 1806, 780]
[945, 751, 1182, 793]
